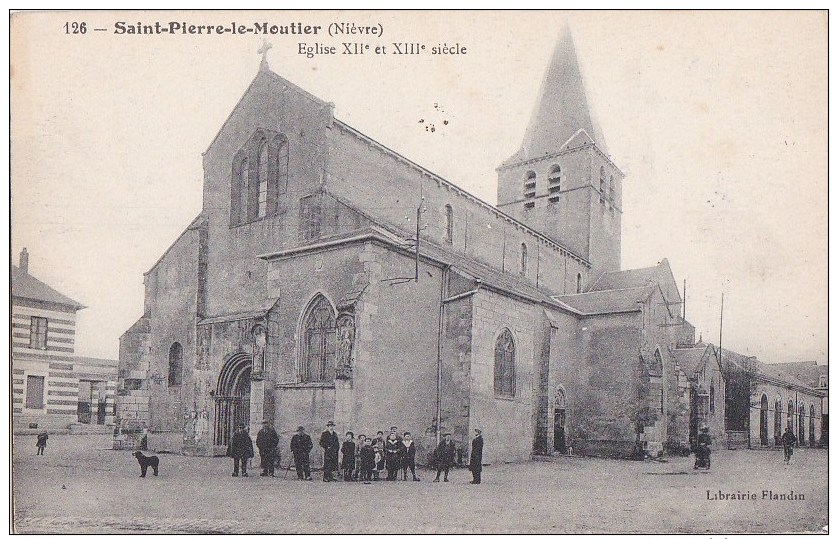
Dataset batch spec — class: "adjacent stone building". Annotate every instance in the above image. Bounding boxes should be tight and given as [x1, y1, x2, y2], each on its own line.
[721, 350, 826, 449]
[116, 30, 701, 463]
[12, 249, 117, 433]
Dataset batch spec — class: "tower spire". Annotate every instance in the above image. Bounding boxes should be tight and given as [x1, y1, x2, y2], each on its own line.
[505, 26, 607, 165]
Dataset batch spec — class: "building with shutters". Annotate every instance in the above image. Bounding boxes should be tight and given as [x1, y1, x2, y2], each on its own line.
[11, 249, 118, 433]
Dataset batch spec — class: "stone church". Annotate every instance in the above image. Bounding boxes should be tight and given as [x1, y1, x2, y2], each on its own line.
[116, 29, 699, 465]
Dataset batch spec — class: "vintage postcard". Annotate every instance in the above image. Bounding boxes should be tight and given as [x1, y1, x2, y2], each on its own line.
[10, 9, 827, 534]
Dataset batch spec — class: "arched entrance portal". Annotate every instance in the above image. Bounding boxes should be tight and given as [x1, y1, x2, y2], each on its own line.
[553, 390, 567, 454]
[214, 354, 252, 448]
[759, 395, 769, 446]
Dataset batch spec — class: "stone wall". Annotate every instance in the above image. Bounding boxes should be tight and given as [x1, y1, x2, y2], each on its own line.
[468, 288, 538, 464]
[326, 124, 591, 296]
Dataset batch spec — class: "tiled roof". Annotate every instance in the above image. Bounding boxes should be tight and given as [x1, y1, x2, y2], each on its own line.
[720, 348, 822, 394]
[589, 266, 660, 292]
[673, 344, 716, 376]
[552, 285, 654, 315]
[771, 361, 827, 389]
[11, 265, 84, 310]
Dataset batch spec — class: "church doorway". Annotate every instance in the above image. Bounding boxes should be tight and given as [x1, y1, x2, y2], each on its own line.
[759, 394, 769, 446]
[213, 354, 252, 448]
[553, 390, 567, 454]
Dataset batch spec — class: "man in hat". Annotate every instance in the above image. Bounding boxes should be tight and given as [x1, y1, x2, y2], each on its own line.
[432, 432, 456, 482]
[290, 426, 313, 480]
[781, 425, 798, 465]
[319, 420, 340, 482]
[469, 428, 484, 484]
[227, 424, 254, 477]
[256, 420, 280, 477]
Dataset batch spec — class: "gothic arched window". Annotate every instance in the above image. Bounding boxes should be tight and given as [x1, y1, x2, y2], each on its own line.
[445, 204, 454, 244]
[168, 342, 183, 387]
[520, 243, 528, 275]
[257, 141, 269, 218]
[609, 174, 615, 204]
[494, 329, 516, 398]
[576, 273, 583, 294]
[301, 295, 337, 383]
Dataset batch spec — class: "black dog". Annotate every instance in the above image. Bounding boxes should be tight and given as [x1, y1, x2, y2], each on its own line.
[132, 451, 159, 477]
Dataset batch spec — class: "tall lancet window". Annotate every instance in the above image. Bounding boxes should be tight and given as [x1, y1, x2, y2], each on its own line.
[239, 158, 250, 224]
[445, 204, 454, 244]
[524, 171, 536, 208]
[257, 141, 269, 218]
[520, 243, 528, 275]
[494, 329, 516, 398]
[548, 165, 561, 203]
[599, 166, 607, 202]
[609, 175, 615, 204]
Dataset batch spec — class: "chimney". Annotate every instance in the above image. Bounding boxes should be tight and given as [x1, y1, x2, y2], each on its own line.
[19, 248, 29, 274]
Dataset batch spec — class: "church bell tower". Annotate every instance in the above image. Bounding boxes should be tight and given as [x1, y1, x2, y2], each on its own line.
[496, 28, 622, 282]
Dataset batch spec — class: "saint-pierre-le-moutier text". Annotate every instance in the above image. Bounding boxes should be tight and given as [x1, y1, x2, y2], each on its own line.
[112, 21, 385, 37]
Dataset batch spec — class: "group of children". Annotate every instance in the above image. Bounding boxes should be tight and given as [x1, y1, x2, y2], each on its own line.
[339, 427, 420, 483]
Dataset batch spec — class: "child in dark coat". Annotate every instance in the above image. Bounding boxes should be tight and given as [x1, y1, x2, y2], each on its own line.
[359, 437, 376, 483]
[36, 432, 48, 455]
[341, 432, 356, 481]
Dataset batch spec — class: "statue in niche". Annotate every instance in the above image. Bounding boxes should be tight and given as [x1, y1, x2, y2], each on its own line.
[252, 324, 267, 376]
[335, 313, 355, 380]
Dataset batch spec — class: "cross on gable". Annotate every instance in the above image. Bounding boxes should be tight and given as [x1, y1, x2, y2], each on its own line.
[258, 40, 273, 63]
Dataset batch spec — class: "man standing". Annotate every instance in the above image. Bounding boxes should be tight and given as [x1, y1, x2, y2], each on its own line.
[469, 428, 484, 484]
[35, 431, 48, 455]
[781, 425, 798, 465]
[319, 420, 340, 482]
[227, 424, 254, 477]
[290, 426, 313, 480]
[256, 420, 280, 477]
[433, 433, 456, 482]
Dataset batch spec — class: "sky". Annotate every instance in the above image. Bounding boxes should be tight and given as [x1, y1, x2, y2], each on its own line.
[10, 10, 827, 364]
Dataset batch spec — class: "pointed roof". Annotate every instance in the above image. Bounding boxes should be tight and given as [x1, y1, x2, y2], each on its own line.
[589, 258, 682, 305]
[552, 285, 655, 316]
[11, 265, 85, 310]
[504, 27, 608, 166]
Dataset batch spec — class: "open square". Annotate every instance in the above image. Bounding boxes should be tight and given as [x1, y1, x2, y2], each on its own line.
[12, 435, 827, 534]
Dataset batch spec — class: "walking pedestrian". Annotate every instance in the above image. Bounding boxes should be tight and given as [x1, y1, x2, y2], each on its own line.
[433, 433, 456, 482]
[384, 432, 403, 481]
[341, 432, 356, 482]
[256, 420, 279, 477]
[35, 431, 48, 456]
[319, 420, 340, 482]
[290, 426, 313, 480]
[227, 424, 254, 477]
[401, 432, 419, 481]
[781, 425, 798, 464]
[469, 428, 484, 484]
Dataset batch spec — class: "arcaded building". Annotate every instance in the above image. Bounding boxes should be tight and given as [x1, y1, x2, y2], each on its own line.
[116, 30, 698, 464]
